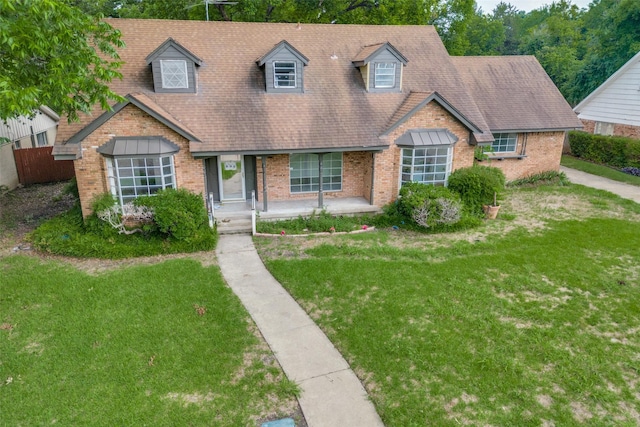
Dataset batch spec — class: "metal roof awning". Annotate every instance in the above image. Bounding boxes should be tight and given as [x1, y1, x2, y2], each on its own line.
[395, 128, 458, 147]
[97, 137, 180, 156]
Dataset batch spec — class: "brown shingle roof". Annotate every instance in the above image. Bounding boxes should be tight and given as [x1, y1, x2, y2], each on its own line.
[452, 56, 582, 132]
[57, 20, 571, 155]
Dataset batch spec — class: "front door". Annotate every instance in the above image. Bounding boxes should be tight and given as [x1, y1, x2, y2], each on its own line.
[218, 154, 245, 201]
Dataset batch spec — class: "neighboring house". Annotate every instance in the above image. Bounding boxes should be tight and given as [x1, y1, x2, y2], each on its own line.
[574, 51, 640, 139]
[53, 19, 582, 218]
[1, 107, 60, 190]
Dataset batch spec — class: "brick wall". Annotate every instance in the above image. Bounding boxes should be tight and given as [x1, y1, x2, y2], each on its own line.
[485, 132, 566, 181]
[74, 105, 203, 217]
[374, 102, 474, 206]
[579, 119, 640, 140]
[256, 151, 373, 202]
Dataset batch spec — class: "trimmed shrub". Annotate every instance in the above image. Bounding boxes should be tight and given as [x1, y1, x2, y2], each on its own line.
[447, 166, 506, 214]
[569, 131, 640, 168]
[135, 188, 209, 241]
[398, 182, 462, 228]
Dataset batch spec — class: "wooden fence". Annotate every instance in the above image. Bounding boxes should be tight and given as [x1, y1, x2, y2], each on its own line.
[13, 146, 75, 185]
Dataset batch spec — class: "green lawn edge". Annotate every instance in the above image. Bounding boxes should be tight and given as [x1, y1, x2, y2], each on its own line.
[561, 154, 640, 186]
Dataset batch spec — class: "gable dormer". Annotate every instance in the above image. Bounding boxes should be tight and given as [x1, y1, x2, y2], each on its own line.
[146, 38, 203, 94]
[352, 42, 408, 93]
[257, 41, 309, 94]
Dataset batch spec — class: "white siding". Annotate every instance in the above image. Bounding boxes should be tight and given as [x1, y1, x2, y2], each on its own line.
[577, 57, 640, 127]
[0, 110, 58, 142]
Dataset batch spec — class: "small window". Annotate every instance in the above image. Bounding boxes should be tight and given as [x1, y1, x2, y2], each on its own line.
[374, 63, 396, 88]
[274, 62, 296, 88]
[290, 153, 342, 193]
[594, 121, 614, 136]
[36, 132, 48, 147]
[160, 60, 188, 89]
[14, 140, 21, 149]
[401, 147, 452, 186]
[491, 133, 517, 153]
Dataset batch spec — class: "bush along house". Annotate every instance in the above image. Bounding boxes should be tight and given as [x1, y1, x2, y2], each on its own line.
[53, 19, 583, 219]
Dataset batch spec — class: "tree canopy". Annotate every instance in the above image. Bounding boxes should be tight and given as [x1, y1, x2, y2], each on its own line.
[8, 0, 640, 113]
[0, 0, 124, 122]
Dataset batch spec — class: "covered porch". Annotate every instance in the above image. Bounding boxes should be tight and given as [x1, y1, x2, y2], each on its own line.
[212, 196, 382, 234]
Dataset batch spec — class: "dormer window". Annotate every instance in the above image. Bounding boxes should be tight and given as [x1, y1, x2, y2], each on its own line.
[161, 60, 188, 89]
[257, 41, 309, 94]
[146, 38, 203, 94]
[274, 61, 296, 88]
[353, 42, 408, 93]
[374, 63, 396, 88]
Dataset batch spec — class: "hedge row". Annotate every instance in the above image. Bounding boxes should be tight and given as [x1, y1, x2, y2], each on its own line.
[568, 130, 640, 168]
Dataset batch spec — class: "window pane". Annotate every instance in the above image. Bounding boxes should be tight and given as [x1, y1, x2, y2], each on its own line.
[491, 133, 517, 152]
[400, 146, 452, 186]
[274, 62, 296, 88]
[161, 60, 188, 89]
[112, 155, 176, 205]
[374, 63, 396, 88]
[290, 152, 342, 193]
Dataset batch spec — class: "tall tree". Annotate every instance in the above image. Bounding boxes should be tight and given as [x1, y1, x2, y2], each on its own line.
[573, 0, 640, 102]
[0, 0, 124, 121]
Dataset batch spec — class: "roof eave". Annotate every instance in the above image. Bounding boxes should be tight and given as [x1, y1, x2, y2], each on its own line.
[574, 50, 640, 112]
[189, 144, 389, 158]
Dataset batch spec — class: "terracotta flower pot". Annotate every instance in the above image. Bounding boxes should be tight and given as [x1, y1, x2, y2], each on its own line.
[483, 205, 500, 220]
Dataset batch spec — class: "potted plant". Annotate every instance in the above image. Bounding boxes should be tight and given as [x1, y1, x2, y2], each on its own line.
[483, 192, 500, 219]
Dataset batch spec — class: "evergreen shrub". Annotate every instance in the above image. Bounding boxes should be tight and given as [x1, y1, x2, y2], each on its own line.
[447, 166, 506, 214]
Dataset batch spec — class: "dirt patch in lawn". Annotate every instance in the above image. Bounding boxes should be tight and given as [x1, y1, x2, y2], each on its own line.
[0, 181, 217, 272]
[255, 189, 640, 259]
[0, 181, 76, 252]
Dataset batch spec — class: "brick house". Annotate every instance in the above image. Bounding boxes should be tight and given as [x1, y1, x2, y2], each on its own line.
[53, 19, 581, 218]
[574, 51, 640, 139]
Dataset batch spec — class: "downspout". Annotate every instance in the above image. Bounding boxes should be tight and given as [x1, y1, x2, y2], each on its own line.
[370, 152, 376, 205]
[261, 156, 268, 212]
[318, 153, 324, 209]
[521, 133, 528, 156]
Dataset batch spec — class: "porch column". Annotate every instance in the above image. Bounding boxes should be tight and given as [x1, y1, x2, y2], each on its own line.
[261, 156, 268, 212]
[317, 153, 324, 208]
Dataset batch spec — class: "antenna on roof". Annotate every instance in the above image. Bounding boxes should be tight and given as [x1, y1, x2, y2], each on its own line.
[187, 0, 238, 21]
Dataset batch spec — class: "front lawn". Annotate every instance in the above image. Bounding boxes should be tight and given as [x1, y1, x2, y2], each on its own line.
[0, 256, 299, 426]
[256, 184, 640, 426]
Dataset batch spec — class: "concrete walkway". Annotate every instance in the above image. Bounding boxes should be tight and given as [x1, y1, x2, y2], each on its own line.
[561, 166, 640, 203]
[216, 235, 384, 427]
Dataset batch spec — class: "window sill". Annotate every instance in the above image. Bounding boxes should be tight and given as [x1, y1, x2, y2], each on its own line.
[482, 154, 527, 161]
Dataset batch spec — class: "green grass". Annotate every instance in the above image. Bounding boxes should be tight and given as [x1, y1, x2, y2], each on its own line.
[561, 155, 640, 186]
[257, 190, 640, 426]
[28, 206, 217, 259]
[257, 210, 378, 234]
[0, 257, 298, 425]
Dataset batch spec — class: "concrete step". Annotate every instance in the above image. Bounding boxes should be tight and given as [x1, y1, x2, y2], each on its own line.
[216, 217, 252, 235]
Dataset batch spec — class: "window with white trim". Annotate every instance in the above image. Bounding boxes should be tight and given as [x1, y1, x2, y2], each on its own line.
[374, 63, 396, 88]
[290, 153, 342, 193]
[401, 147, 452, 186]
[160, 60, 188, 89]
[594, 121, 614, 136]
[491, 133, 517, 152]
[107, 156, 176, 205]
[36, 131, 48, 146]
[274, 61, 296, 88]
